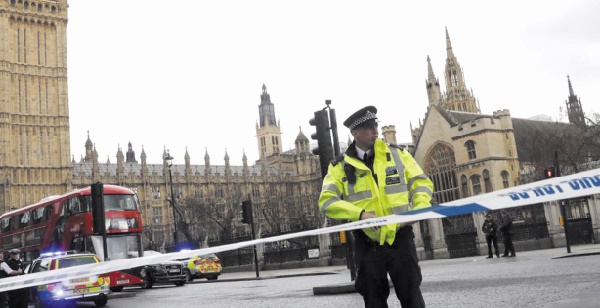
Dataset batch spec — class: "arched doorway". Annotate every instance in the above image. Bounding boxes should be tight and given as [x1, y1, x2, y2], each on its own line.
[421, 142, 477, 258]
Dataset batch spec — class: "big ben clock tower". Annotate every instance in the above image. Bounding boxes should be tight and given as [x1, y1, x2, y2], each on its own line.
[0, 0, 72, 212]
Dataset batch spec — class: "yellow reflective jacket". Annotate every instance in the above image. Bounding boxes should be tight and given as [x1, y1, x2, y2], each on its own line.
[318, 139, 434, 245]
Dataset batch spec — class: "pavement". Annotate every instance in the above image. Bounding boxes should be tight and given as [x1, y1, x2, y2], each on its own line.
[105, 243, 600, 302]
[211, 243, 600, 295]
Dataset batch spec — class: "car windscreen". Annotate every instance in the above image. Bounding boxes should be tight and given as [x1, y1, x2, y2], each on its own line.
[57, 256, 97, 269]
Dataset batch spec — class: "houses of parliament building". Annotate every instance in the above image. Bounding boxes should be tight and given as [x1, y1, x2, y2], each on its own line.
[2, 1, 598, 257]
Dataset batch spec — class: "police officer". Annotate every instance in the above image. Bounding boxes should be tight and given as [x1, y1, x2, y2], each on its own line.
[482, 213, 500, 258]
[499, 210, 516, 257]
[318, 106, 434, 308]
[0, 249, 28, 308]
[0, 253, 7, 308]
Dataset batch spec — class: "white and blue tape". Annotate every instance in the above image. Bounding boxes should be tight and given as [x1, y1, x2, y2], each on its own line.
[0, 168, 599, 292]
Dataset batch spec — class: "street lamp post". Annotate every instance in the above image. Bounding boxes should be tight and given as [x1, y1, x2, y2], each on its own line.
[164, 151, 178, 249]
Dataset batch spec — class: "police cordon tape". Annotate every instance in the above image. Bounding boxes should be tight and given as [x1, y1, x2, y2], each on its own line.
[1, 168, 599, 293]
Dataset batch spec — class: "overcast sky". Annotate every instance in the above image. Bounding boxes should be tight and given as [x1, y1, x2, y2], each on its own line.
[66, 0, 600, 166]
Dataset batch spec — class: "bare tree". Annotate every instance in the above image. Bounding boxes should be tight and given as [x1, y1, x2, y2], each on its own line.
[176, 196, 237, 246]
[519, 112, 600, 182]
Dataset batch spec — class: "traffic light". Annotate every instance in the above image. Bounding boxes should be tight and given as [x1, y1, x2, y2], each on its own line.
[91, 182, 106, 233]
[241, 200, 253, 225]
[544, 167, 556, 179]
[309, 109, 334, 179]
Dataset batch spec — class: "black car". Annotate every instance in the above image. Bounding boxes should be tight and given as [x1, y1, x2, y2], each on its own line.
[136, 250, 186, 289]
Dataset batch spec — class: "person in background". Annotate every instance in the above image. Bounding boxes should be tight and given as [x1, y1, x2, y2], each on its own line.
[0, 253, 7, 308]
[0, 249, 28, 308]
[499, 210, 516, 257]
[482, 213, 500, 259]
[318, 106, 434, 308]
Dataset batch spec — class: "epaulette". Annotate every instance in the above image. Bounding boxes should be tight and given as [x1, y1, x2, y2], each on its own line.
[331, 154, 345, 166]
[387, 143, 405, 150]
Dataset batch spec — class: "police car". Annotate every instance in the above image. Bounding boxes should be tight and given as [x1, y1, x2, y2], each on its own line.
[25, 250, 110, 307]
[176, 252, 222, 281]
[135, 250, 186, 289]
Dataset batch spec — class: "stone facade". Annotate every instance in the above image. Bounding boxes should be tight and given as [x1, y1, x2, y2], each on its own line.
[0, 0, 72, 213]
[68, 90, 323, 248]
[411, 29, 596, 259]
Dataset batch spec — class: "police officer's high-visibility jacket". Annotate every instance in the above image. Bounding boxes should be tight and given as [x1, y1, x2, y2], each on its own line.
[318, 139, 434, 245]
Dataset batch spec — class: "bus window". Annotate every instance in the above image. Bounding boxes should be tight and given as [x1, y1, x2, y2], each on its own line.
[1, 217, 10, 232]
[20, 211, 32, 228]
[10, 216, 19, 230]
[79, 195, 91, 212]
[89, 235, 140, 261]
[104, 195, 138, 211]
[33, 207, 45, 224]
[67, 197, 82, 215]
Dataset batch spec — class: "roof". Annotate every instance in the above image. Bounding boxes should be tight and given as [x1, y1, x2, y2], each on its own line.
[72, 162, 279, 177]
[442, 109, 591, 164]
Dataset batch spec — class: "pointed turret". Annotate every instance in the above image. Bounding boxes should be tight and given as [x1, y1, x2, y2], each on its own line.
[295, 126, 310, 155]
[565, 75, 586, 127]
[92, 144, 99, 181]
[204, 148, 212, 176]
[125, 141, 137, 163]
[445, 27, 455, 59]
[242, 150, 249, 177]
[84, 131, 94, 162]
[256, 84, 283, 158]
[116, 146, 124, 179]
[140, 146, 147, 178]
[162, 146, 169, 161]
[442, 28, 480, 113]
[184, 147, 191, 176]
[224, 149, 231, 176]
[425, 55, 442, 106]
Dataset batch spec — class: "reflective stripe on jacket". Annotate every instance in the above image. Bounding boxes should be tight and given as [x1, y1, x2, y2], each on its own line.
[318, 139, 434, 245]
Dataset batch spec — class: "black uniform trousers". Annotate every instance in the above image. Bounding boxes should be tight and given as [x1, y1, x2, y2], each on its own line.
[502, 231, 516, 257]
[354, 226, 425, 308]
[5, 259, 27, 308]
[485, 234, 499, 257]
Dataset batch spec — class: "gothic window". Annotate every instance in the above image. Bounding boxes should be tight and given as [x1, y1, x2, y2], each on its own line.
[470, 175, 482, 195]
[152, 187, 161, 200]
[194, 188, 202, 198]
[261, 137, 267, 156]
[483, 169, 492, 193]
[252, 185, 260, 197]
[215, 185, 223, 198]
[152, 207, 162, 224]
[465, 140, 477, 160]
[451, 72, 458, 87]
[501, 171, 510, 188]
[424, 143, 459, 204]
[461, 175, 469, 198]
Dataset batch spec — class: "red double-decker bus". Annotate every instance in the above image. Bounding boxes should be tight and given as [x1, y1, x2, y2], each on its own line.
[0, 184, 145, 291]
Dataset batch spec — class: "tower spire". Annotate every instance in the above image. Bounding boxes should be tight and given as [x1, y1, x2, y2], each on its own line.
[565, 75, 585, 127]
[256, 84, 283, 158]
[442, 28, 480, 113]
[445, 27, 455, 59]
[568, 75, 575, 96]
[425, 55, 442, 106]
